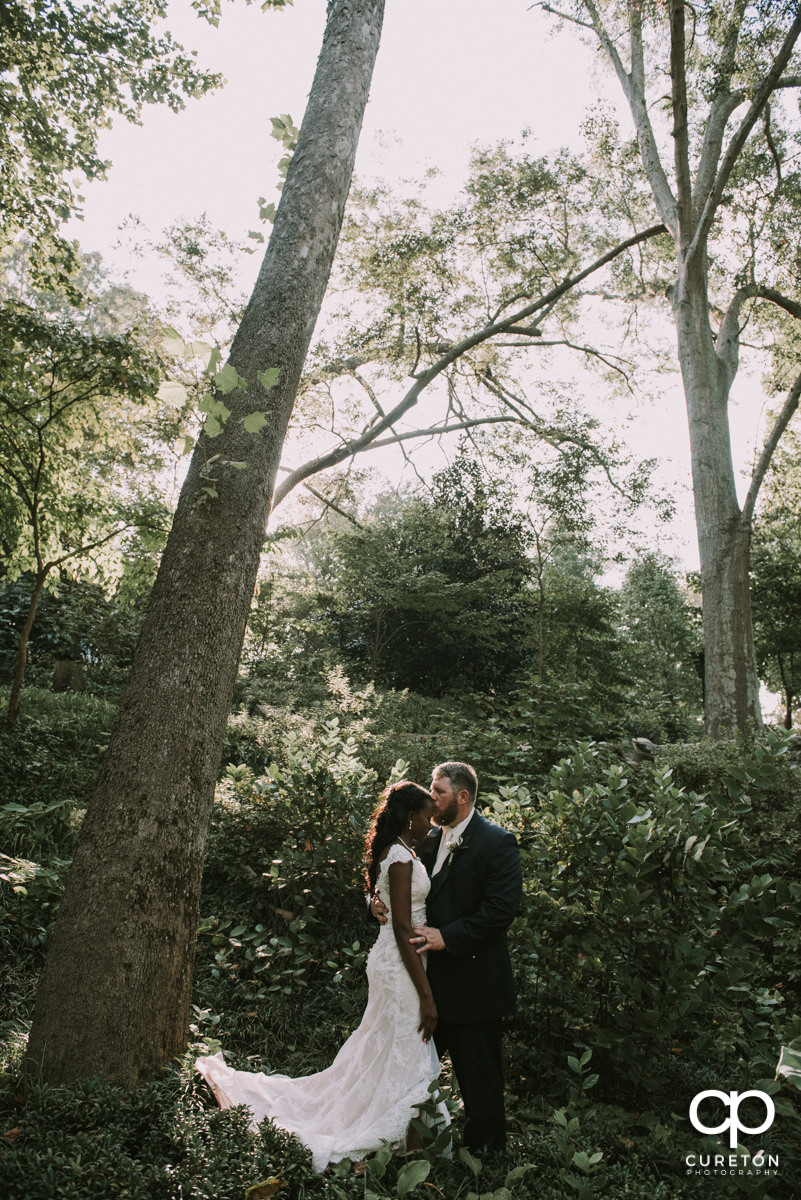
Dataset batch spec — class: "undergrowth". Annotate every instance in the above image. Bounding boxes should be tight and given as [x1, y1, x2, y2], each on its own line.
[2, 682, 801, 1198]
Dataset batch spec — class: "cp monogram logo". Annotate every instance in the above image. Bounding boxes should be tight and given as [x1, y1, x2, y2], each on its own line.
[689, 1090, 775, 1149]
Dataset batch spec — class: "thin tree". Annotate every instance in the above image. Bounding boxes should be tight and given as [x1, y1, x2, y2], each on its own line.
[0, 300, 166, 726]
[25, 0, 386, 1087]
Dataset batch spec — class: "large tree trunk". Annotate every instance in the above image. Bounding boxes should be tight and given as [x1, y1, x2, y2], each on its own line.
[674, 257, 761, 736]
[25, 0, 385, 1088]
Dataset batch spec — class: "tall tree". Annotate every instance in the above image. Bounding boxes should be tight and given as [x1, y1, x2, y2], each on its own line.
[314, 460, 536, 693]
[541, 0, 801, 735]
[25, 0, 386, 1088]
[617, 552, 703, 716]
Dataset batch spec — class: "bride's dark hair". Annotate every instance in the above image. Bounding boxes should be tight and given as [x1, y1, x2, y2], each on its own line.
[363, 780, 431, 893]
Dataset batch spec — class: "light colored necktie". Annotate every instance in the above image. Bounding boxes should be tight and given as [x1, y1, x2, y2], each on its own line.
[432, 827, 454, 876]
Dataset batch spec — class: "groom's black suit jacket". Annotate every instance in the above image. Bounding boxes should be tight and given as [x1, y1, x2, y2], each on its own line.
[417, 812, 522, 1024]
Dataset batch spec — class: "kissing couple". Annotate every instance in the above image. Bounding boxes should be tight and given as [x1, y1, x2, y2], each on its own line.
[196, 760, 522, 1171]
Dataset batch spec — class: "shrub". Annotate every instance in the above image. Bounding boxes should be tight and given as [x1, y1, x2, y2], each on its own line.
[495, 734, 801, 1103]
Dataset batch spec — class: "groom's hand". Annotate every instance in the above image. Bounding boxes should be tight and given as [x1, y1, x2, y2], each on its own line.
[411, 924, 445, 954]
[370, 890, 389, 924]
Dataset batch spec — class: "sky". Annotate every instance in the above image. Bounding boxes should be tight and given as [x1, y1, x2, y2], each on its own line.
[64, 0, 773, 578]
[75, 0, 612, 272]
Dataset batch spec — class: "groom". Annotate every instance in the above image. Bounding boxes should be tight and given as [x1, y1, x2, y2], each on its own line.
[383, 760, 522, 1154]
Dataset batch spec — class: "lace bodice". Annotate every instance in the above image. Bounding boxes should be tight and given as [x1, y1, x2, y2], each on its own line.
[375, 842, 430, 926]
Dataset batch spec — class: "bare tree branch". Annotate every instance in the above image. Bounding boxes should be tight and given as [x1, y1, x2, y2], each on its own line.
[568, 0, 679, 233]
[271, 222, 667, 509]
[669, 0, 693, 249]
[300, 481, 364, 528]
[742, 370, 801, 526]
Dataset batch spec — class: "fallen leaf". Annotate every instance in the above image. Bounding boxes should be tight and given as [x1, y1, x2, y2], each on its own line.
[245, 1178, 288, 1199]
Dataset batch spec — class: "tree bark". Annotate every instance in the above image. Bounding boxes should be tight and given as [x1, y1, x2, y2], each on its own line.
[25, 0, 385, 1087]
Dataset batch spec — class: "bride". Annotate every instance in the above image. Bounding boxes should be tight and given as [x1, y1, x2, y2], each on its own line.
[195, 780, 449, 1171]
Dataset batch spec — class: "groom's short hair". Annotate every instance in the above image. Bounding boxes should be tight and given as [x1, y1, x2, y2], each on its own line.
[433, 761, 478, 804]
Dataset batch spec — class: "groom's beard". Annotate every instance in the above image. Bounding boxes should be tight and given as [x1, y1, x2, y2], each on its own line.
[433, 797, 459, 827]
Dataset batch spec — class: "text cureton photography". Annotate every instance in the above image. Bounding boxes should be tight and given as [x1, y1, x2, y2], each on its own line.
[685, 1088, 780, 1178]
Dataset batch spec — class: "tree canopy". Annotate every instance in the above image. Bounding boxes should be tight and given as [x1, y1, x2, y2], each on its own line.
[0, 0, 220, 280]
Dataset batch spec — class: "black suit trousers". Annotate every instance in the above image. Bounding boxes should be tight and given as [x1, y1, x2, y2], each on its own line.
[434, 1016, 505, 1153]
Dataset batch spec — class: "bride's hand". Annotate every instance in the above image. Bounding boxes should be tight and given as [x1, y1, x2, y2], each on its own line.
[418, 994, 437, 1043]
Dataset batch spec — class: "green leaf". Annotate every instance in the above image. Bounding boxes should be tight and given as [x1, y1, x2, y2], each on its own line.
[204, 347, 223, 376]
[777, 1045, 801, 1086]
[396, 1159, 430, 1197]
[258, 367, 281, 391]
[184, 339, 215, 367]
[161, 327, 186, 356]
[213, 363, 248, 394]
[199, 395, 231, 423]
[505, 1165, 533, 1187]
[203, 414, 222, 439]
[243, 411, 269, 434]
[458, 1147, 482, 1178]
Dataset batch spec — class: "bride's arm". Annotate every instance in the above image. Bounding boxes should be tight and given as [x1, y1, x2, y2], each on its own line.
[387, 861, 437, 1043]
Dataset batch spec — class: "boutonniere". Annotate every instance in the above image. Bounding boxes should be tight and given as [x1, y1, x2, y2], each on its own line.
[447, 835, 469, 862]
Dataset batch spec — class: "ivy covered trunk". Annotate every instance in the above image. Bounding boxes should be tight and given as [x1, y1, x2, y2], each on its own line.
[26, 0, 385, 1087]
[674, 256, 761, 737]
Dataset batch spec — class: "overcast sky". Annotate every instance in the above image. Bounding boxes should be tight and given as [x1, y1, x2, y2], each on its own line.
[71, 0, 615, 286]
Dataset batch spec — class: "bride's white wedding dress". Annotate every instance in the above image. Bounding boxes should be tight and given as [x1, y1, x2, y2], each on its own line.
[195, 844, 448, 1172]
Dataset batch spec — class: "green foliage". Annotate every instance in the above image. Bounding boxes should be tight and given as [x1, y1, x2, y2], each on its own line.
[2, 691, 801, 1196]
[0, 687, 115, 816]
[0, 250, 181, 718]
[0, 0, 220, 279]
[501, 731, 801, 1101]
[0, 571, 146, 695]
[750, 421, 801, 727]
[617, 554, 703, 717]
[274, 462, 537, 695]
[0, 298, 164, 574]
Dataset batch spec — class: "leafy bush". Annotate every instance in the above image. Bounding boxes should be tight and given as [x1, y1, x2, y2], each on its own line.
[496, 734, 801, 1102]
[0, 688, 114, 826]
